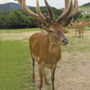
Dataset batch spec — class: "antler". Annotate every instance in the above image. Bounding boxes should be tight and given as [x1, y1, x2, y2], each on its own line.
[65, 0, 69, 10]
[56, 0, 78, 25]
[56, 0, 72, 23]
[15, 0, 78, 27]
[66, 0, 78, 19]
[36, 0, 47, 24]
[15, 0, 38, 19]
[15, 0, 48, 25]
[44, 0, 53, 23]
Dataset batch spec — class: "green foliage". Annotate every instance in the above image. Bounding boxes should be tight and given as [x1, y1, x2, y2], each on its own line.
[0, 14, 3, 27]
[82, 14, 90, 21]
[0, 7, 63, 29]
[73, 12, 82, 20]
[73, 11, 90, 22]
[0, 6, 89, 29]
[0, 10, 37, 29]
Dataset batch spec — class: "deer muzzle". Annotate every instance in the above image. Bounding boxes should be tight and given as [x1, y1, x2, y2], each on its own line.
[62, 38, 68, 45]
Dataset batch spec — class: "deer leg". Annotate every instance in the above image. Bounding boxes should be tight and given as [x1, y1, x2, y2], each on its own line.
[82, 30, 84, 38]
[32, 58, 36, 83]
[44, 73, 49, 85]
[39, 64, 44, 90]
[79, 31, 81, 38]
[51, 66, 56, 90]
[75, 30, 77, 36]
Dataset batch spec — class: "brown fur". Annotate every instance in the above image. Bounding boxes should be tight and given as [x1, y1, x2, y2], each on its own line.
[30, 32, 61, 68]
[63, 30, 70, 33]
[29, 24, 68, 90]
[84, 21, 90, 27]
[74, 22, 84, 38]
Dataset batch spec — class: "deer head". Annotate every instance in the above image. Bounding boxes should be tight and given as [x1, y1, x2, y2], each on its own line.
[15, 0, 78, 45]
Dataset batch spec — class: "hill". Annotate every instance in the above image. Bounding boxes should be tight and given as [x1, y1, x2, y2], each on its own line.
[0, 3, 31, 13]
[0, 2, 90, 13]
[79, 3, 90, 11]
[0, 3, 21, 12]
[82, 3, 90, 7]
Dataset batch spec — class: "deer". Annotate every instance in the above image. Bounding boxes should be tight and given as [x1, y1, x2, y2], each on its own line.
[15, 0, 78, 90]
[84, 21, 90, 28]
[74, 21, 84, 38]
[68, 24, 71, 29]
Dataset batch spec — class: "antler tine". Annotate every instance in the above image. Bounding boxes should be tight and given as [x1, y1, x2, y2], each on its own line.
[15, 0, 39, 20]
[65, 0, 69, 10]
[36, 0, 47, 25]
[44, 0, 53, 23]
[56, 0, 72, 23]
[66, 0, 78, 19]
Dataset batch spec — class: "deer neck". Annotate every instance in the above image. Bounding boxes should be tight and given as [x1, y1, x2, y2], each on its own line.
[47, 35, 60, 53]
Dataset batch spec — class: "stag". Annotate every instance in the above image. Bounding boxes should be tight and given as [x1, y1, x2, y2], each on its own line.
[15, 0, 78, 90]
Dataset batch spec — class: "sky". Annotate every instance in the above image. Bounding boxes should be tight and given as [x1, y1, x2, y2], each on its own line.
[0, 0, 90, 9]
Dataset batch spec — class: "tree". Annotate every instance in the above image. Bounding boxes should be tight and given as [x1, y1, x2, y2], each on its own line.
[0, 14, 3, 28]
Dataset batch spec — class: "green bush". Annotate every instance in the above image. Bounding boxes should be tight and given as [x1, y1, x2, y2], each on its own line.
[0, 7, 89, 29]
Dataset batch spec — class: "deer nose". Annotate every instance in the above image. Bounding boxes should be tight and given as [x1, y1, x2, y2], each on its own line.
[62, 39, 68, 45]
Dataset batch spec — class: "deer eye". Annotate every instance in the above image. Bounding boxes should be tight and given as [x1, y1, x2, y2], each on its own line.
[48, 30, 53, 33]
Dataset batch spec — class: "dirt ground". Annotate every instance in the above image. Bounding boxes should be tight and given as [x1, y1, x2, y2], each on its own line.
[55, 52, 90, 90]
[0, 31, 90, 41]
[0, 31, 90, 90]
[0, 31, 40, 41]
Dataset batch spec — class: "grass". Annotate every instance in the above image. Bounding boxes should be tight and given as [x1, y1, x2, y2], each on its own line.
[62, 35, 90, 53]
[0, 28, 40, 33]
[84, 27, 90, 31]
[79, 6, 90, 11]
[0, 40, 34, 90]
[0, 29, 90, 90]
[0, 27, 89, 34]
